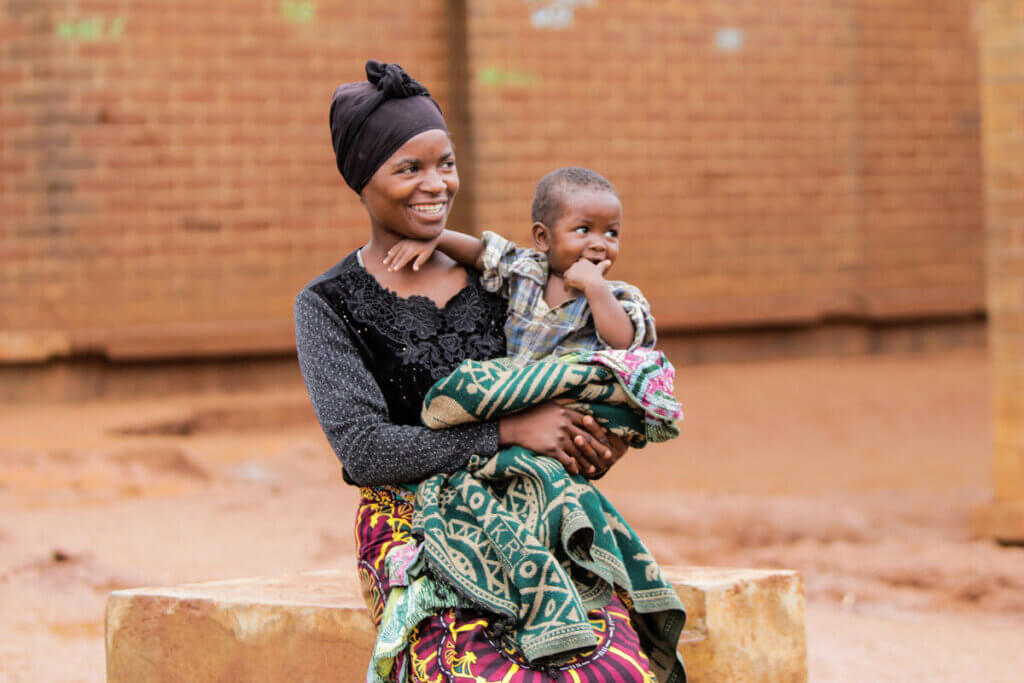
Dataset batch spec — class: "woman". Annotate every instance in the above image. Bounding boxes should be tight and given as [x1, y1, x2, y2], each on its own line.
[295, 61, 661, 682]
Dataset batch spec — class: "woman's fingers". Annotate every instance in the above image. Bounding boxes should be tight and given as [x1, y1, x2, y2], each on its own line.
[558, 428, 583, 459]
[605, 433, 628, 465]
[579, 422, 629, 480]
[552, 448, 579, 475]
[569, 428, 603, 474]
[553, 423, 596, 475]
[579, 414, 610, 444]
[568, 412, 613, 463]
[560, 408, 609, 474]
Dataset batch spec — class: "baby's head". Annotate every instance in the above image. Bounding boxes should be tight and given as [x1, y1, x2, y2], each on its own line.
[531, 167, 622, 276]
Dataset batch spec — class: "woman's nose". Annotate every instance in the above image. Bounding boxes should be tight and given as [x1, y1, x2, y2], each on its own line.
[419, 168, 445, 193]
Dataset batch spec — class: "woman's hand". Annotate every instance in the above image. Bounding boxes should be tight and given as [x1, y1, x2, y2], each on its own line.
[581, 426, 629, 480]
[384, 236, 441, 272]
[498, 402, 615, 476]
[572, 414, 630, 479]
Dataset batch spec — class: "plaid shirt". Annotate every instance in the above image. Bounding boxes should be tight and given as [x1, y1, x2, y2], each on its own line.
[479, 231, 656, 367]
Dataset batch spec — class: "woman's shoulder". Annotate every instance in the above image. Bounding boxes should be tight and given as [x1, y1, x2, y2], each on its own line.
[299, 250, 361, 297]
[294, 250, 373, 336]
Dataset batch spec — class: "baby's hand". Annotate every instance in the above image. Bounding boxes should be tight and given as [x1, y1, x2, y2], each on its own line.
[384, 236, 441, 272]
[563, 258, 611, 294]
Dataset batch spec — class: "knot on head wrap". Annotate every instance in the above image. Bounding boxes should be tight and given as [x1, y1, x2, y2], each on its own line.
[366, 60, 428, 99]
[330, 60, 448, 194]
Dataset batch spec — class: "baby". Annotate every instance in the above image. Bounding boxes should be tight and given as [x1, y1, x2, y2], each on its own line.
[383, 166, 655, 366]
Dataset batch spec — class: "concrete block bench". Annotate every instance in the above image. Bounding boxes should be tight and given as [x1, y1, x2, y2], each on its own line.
[106, 566, 807, 682]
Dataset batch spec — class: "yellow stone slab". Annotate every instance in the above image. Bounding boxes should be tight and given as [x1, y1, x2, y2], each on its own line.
[106, 566, 807, 682]
[972, 500, 1024, 544]
[666, 567, 807, 682]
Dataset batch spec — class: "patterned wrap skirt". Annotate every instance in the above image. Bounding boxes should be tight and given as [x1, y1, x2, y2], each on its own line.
[356, 485, 659, 682]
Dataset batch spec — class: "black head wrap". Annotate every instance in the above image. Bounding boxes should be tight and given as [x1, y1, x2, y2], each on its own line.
[329, 60, 448, 194]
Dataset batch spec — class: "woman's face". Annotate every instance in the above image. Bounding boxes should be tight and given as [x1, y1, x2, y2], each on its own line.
[360, 129, 458, 241]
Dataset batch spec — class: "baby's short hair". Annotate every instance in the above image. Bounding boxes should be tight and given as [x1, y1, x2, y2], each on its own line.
[531, 166, 618, 226]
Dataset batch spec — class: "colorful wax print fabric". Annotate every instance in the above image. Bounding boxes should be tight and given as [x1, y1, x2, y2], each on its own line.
[420, 349, 681, 445]
[408, 354, 686, 682]
[356, 486, 662, 683]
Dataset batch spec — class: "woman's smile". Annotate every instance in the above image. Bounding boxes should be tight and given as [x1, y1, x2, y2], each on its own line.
[409, 200, 448, 218]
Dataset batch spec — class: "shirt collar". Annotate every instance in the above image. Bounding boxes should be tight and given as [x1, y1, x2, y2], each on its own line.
[511, 249, 549, 286]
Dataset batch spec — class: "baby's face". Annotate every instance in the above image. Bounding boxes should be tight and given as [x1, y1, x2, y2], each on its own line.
[539, 188, 622, 276]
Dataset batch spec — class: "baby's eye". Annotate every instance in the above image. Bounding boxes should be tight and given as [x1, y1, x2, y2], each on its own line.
[574, 226, 589, 234]
[604, 229, 619, 239]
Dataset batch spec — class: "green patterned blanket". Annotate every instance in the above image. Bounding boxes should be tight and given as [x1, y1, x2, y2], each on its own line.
[410, 355, 686, 682]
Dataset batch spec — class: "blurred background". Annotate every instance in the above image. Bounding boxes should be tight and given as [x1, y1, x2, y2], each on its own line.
[1, 1, 1023, 681]
[0, 0, 990, 382]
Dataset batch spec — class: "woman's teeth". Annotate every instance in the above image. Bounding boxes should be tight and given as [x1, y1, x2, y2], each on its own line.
[410, 202, 445, 215]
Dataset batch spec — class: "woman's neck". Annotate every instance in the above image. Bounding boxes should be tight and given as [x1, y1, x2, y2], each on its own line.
[361, 233, 401, 267]
[357, 228, 469, 307]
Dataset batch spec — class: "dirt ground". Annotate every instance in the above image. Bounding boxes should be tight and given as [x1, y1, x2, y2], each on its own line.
[2, 348, 1022, 682]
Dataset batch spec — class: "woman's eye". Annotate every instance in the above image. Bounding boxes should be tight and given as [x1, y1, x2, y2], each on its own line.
[441, 159, 456, 169]
[400, 165, 418, 174]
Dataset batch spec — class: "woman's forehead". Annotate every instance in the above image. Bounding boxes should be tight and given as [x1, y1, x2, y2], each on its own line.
[387, 129, 453, 164]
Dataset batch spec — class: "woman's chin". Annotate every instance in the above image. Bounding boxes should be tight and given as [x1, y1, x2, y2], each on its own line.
[402, 215, 448, 240]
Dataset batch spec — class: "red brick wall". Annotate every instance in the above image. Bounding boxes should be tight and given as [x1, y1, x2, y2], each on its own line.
[0, 0, 450, 359]
[857, 0, 984, 318]
[0, 0, 984, 361]
[468, 0, 983, 329]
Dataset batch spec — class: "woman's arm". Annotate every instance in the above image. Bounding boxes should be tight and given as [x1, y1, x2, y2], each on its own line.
[296, 290, 615, 481]
[295, 289, 498, 485]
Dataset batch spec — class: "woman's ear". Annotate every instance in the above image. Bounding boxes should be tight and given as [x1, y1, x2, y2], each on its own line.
[531, 222, 551, 253]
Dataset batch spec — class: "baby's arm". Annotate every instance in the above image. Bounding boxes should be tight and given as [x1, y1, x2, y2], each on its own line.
[586, 280, 636, 349]
[384, 229, 485, 272]
[564, 259, 656, 350]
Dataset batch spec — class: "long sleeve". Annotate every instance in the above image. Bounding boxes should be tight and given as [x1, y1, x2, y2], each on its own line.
[608, 282, 657, 350]
[294, 288, 499, 486]
[479, 230, 534, 298]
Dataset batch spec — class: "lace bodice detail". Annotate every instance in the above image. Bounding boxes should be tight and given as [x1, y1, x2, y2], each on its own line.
[309, 252, 507, 427]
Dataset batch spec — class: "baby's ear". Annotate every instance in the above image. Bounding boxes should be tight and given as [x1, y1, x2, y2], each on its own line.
[531, 222, 551, 252]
